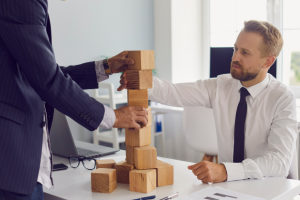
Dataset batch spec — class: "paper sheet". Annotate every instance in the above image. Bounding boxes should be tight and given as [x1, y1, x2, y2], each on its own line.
[177, 186, 265, 200]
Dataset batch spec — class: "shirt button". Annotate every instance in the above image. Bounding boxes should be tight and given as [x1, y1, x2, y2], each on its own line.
[89, 120, 93, 125]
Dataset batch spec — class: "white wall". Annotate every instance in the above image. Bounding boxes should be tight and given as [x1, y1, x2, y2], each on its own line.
[48, 0, 154, 143]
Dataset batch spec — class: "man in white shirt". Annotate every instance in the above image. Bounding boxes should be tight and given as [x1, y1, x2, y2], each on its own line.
[118, 20, 298, 183]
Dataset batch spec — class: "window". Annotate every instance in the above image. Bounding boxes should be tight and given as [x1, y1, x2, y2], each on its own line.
[210, 0, 267, 47]
[282, 0, 300, 87]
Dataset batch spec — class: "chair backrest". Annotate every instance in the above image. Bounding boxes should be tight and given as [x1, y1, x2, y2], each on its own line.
[183, 106, 218, 156]
[95, 82, 116, 109]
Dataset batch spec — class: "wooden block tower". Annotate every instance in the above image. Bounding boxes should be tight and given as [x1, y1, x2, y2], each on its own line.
[124, 50, 174, 193]
[91, 51, 173, 194]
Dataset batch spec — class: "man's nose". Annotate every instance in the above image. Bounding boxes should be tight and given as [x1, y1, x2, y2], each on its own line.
[232, 51, 241, 62]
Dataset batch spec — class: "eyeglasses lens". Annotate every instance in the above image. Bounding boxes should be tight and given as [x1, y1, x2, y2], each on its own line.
[82, 159, 96, 170]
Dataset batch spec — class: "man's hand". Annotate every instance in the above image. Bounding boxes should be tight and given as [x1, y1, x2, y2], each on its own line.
[108, 51, 134, 73]
[113, 106, 148, 131]
[188, 161, 227, 183]
[117, 72, 128, 91]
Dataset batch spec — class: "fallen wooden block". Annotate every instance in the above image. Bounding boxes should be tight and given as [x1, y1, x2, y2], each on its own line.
[129, 169, 156, 193]
[91, 168, 117, 193]
[114, 161, 135, 184]
[126, 145, 135, 165]
[126, 70, 153, 89]
[127, 89, 148, 108]
[134, 146, 157, 170]
[125, 125, 151, 147]
[156, 160, 174, 187]
[127, 50, 155, 70]
[96, 159, 116, 169]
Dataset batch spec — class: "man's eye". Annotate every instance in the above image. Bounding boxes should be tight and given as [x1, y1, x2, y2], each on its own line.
[243, 51, 248, 55]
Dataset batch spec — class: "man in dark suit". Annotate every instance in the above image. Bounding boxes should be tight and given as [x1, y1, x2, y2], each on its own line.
[0, 0, 148, 199]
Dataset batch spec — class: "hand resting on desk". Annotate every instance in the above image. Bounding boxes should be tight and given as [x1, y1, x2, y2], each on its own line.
[188, 161, 228, 183]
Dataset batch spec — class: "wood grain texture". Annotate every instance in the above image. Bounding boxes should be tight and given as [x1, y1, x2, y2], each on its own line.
[96, 159, 116, 169]
[155, 160, 174, 187]
[127, 50, 155, 70]
[114, 161, 135, 184]
[126, 145, 135, 165]
[91, 168, 117, 193]
[127, 89, 148, 108]
[125, 125, 151, 147]
[129, 169, 156, 193]
[126, 70, 153, 89]
[134, 146, 157, 170]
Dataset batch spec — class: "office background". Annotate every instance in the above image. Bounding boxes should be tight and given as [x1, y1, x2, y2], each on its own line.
[48, 0, 300, 166]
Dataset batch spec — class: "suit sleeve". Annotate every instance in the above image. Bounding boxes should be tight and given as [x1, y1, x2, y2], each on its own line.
[0, 0, 104, 131]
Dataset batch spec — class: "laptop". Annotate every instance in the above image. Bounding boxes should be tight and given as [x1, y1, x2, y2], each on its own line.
[50, 109, 119, 158]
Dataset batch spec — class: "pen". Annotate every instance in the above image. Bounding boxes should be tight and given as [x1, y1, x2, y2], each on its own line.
[133, 195, 156, 200]
[160, 192, 179, 200]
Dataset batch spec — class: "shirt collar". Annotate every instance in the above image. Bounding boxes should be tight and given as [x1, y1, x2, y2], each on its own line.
[237, 74, 269, 99]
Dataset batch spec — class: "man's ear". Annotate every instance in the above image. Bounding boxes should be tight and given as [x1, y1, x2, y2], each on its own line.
[263, 55, 276, 70]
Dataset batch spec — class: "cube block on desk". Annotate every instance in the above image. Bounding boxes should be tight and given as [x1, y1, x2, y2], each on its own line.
[156, 160, 174, 187]
[126, 70, 153, 89]
[134, 146, 157, 170]
[125, 125, 151, 147]
[96, 159, 116, 169]
[114, 161, 135, 184]
[127, 50, 155, 70]
[91, 168, 116, 193]
[129, 169, 156, 193]
[127, 89, 148, 108]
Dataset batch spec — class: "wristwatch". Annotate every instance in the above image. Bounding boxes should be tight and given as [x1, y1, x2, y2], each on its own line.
[103, 59, 113, 75]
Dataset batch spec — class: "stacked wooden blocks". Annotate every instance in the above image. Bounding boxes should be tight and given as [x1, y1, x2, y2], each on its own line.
[126, 50, 174, 193]
[91, 50, 174, 194]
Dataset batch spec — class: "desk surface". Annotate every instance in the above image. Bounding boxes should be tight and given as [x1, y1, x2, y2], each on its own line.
[44, 151, 300, 200]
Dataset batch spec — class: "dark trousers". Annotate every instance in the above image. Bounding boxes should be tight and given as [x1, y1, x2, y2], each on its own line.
[0, 183, 43, 200]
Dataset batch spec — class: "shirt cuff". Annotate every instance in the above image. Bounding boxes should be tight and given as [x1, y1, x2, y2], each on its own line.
[222, 162, 247, 181]
[99, 105, 116, 129]
[95, 60, 109, 82]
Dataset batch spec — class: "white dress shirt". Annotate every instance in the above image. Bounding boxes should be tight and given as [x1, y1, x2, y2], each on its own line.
[37, 61, 115, 188]
[148, 74, 298, 181]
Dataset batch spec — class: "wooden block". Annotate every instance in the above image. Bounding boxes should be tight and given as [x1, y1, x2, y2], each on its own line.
[126, 70, 153, 89]
[126, 145, 135, 165]
[114, 161, 135, 184]
[129, 169, 156, 193]
[155, 160, 174, 187]
[91, 168, 117, 193]
[96, 159, 116, 169]
[127, 89, 148, 108]
[125, 125, 151, 147]
[127, 50, 155, 70]
[134, 146, 157, 170]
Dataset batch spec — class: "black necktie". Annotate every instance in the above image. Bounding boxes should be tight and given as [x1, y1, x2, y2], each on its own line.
[233, 87, 250, 163]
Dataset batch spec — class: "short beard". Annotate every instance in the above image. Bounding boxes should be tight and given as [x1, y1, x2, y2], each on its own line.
[230, 61, 260, 82]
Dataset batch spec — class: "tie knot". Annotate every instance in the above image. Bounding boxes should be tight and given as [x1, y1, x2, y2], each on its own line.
[240, 87, 250, 98]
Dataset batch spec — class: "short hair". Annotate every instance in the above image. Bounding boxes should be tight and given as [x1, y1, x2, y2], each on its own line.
[242, 20, 283, 58]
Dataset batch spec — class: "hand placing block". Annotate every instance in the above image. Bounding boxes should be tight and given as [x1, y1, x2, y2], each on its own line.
[126, 70, 153, 89]
[137, 107, 152, 128]
[134, 146, 157, 170]
[127, 50, 155, 70]
[96, 159, 116, 169]
[125, 125, 151, 147]
[114, 161, 135, 184]
[91, 168, 117, 193]
[129, 169, 156, 193]
[156, 160, 174, 187]
[127, 89, 148, 108]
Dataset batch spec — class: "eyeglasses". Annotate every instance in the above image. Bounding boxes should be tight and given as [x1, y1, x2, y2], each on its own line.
[68, 156, 96, 170]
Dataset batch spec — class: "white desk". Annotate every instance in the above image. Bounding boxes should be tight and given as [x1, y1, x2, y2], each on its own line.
[44, 150, 300, 200]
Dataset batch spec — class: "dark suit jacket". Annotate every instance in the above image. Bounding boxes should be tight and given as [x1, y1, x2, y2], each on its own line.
[0, 0, 105, 194]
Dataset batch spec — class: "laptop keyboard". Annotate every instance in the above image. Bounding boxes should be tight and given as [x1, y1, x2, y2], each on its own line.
[77, 148, 101, 157]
